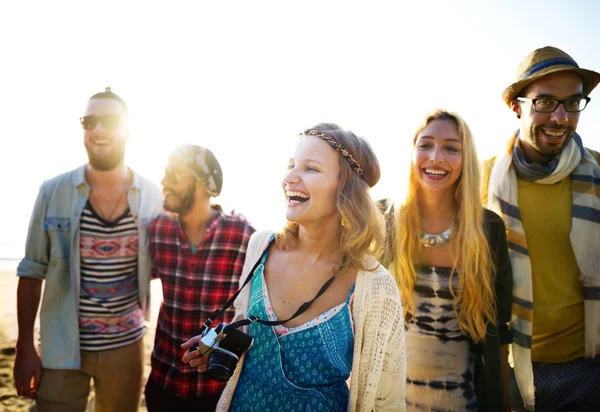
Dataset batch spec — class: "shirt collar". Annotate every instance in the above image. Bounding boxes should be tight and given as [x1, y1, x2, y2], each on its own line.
[176, 206, 224, 244]
[71, 164, 140, 190]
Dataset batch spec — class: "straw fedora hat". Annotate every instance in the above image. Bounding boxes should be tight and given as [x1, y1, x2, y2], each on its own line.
[502, 46, 600, 107]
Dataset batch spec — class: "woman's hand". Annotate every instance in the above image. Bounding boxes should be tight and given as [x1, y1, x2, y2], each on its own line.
[181, 335, 208, 372]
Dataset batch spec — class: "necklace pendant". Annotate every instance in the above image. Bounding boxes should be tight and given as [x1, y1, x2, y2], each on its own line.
[420, 224, 453, 248]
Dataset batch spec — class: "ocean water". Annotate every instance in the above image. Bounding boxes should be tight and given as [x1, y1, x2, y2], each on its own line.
[0, 242, 21, 271]
[0, 260, 19, 271]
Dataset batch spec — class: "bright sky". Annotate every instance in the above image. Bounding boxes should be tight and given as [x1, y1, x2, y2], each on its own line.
[1, 0, 599, 259]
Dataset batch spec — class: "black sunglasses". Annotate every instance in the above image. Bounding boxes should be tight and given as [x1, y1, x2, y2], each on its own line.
[79, 114, 123, 130]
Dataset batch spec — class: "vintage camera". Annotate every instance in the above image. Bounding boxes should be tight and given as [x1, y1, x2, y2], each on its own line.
[197, 322, 254, 382]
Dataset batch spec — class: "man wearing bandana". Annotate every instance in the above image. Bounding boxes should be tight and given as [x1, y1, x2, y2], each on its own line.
[145, 144, 255, 411]
[483, 47, 600, 411]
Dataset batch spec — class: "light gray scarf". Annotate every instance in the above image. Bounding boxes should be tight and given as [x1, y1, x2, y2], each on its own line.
[487, 132, 600, 410]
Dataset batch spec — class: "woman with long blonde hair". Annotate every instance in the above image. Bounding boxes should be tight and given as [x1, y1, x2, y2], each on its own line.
[183, 123, 406, 411]
[385, 109, 512, 411]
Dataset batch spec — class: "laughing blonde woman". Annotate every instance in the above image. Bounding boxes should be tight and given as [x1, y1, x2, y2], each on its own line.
[383, 110, 512, 412]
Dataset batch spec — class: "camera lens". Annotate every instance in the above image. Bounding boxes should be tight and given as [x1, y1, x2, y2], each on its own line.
[206, 351, 238, 382]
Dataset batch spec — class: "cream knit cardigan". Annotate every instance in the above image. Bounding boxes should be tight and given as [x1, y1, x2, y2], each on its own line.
[216, 230, 407, 411]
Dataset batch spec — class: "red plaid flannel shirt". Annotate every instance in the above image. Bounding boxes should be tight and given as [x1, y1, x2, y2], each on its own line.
[148, 209, 255, 399]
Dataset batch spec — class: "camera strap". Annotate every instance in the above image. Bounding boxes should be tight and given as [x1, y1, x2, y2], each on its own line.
[199, 236, 276, 334]
[227, 273, 337, 330]
[200, 235, 343, 334]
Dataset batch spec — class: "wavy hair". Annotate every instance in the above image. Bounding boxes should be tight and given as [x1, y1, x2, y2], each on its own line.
[278, 123, 386, 271]
[392, 109, 496, 342]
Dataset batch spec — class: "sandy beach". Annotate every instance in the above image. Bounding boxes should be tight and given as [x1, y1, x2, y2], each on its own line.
[0, 267, 163, 411]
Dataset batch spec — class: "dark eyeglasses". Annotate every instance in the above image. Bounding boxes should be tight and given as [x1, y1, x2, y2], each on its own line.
[79, 114, 123, 130]
[164, 167, 192, 184]
[516, 96, 591, 113]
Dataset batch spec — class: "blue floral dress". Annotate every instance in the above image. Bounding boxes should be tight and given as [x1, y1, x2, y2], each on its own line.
[229, 247, 355, 412]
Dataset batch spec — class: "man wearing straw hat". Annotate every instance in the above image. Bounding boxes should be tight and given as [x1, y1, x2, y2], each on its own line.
[483, 46, 600, 411]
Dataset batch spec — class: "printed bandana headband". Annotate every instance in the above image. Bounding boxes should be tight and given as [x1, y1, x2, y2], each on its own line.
[301, 129, 365, 179]
[171, 144, 223, 197]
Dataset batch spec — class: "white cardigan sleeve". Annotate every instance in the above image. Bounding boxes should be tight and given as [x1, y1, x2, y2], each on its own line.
[231, 230, 274, 322]
[216, 230, 274, 411]
[350, 265, 406, 411]
[372, 278, 406, 411]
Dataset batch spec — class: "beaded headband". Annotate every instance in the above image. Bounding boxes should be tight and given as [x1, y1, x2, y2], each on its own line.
[300, 129, 364, 179]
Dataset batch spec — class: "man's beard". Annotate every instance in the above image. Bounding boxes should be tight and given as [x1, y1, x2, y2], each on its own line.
[529, 123, 574, 158]
[165, 184, 196, 215]
[85, 139, 127, 171]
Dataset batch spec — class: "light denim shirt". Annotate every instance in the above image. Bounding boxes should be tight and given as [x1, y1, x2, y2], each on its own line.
[17, 165, 162, 369]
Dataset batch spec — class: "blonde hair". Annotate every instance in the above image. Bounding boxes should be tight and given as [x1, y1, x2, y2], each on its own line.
[278, 123, 386, 271]
[392, 109, 496, 342]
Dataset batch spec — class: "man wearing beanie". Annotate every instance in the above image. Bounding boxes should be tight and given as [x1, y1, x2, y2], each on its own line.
[14, 88, 162, 411]
[483, 47, 600, 411]
[145, 144, 255, 411]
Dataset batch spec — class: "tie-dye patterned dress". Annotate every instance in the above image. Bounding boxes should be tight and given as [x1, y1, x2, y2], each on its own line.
[405, 265, 477, 411]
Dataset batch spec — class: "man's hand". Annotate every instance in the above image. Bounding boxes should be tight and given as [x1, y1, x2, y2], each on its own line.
[13, 344, 41, 399]
[181, 335, 208, 371]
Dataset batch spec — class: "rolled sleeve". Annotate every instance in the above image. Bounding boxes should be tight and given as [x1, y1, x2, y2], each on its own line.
[17, 186, 49, 280]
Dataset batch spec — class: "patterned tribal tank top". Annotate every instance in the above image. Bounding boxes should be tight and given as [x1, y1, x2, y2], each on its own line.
[78, 201, 145, 351]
